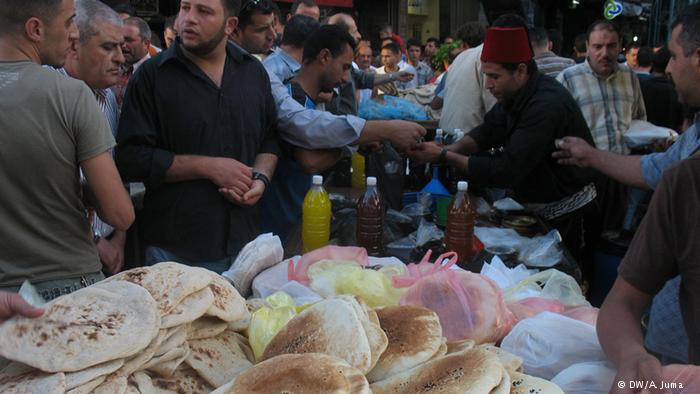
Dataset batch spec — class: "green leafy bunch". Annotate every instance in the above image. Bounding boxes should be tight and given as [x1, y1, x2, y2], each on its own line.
[432, 41, 463, 72]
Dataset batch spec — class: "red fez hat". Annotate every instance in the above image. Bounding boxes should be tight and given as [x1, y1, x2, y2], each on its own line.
[480, 27, 533, 64]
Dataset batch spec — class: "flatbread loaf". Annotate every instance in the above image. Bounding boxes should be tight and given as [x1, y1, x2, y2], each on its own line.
[231, 353, 370, 394]
[511, 371, 565, 394]
[64, 358, 124, 390]
[187, 317, 229, 340]
[0, 363, 65, 394]
[0, 280, 159, 372]
[367, 305, 443, 383]
[261, 297, 374, 373]
[205, 274, 248, 323]
[160, 287, 215, 329]
[185, 330, 253, 387]
[370, 348, 504, 394]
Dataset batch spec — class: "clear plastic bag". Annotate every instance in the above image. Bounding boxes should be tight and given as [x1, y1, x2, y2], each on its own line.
[480, 256, 536, 289]
[501, 312, 607, 380]
[358, 95, 429, 121]
[519, 230, 564, 268]
[396, 251, 517, 343]
[503, 268, 589, 307]
[551, 361, 617, 394]
[307, 260, 407, 308]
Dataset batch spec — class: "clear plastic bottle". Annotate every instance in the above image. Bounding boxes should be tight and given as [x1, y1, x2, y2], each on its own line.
[356, 176, 384, 256]
[351, 152, 366, 189]
[435, 128, 444, 145]
[445, 181, 475, 265]
[447, 130, 465, 194]
[302, 175, 331, 253]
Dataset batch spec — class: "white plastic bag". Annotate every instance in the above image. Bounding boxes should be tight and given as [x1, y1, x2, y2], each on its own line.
[474, 227, 523, 250]
[252, 261, 291, 299]
[222, 233, 283, 297]
[624, 120, 678, 149]
[500, 312, 607, 380]
[551, 361, 617, 394]
[503, 268, 589, 307]
[519, 230, 563, 268]
[480, 256, 536, 289]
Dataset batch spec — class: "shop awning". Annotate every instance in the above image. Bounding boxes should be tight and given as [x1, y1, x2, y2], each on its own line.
[276, 0, 353, 7]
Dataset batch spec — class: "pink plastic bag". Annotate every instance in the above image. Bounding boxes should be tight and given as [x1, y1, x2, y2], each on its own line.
[560, 305, 599, 326]
[399, 266, 517, 343]
[392, 250, 458, 288]
[287, 246, 368, 285]
[508, 297, 567, 321]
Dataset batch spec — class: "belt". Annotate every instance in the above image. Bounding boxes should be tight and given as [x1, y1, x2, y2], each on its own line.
[33, 272, 106, 302]
[526, 183, 597, 220]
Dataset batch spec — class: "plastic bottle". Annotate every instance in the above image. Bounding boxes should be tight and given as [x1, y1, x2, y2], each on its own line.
[302, 175, 331, 253]
[447, 131, 466, 194]
[445, 181, 475, 265]
[357, 176, 384, 256]
[435, 128, 444, 145]
[351, 152, 366, 189]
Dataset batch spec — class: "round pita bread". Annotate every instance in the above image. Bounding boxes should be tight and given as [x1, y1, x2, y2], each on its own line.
[185, 331, 253, 387]
[205, 274, 248, 323]
[64, 358, 124, 390]
[261, 297, 373, 373]
[187, 317, 229, 341]
[160, 287, 215, 329]
[232, 353, 370, 394]
[367, 305, 443, 383]
[370, 348, 504, 394]
[105, 262, 212, 316]
[0, 281, 160, 372]
[511, 372, 564, 394]
[0, 363, 65, 394]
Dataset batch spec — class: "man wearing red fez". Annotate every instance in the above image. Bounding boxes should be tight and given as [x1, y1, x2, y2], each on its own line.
[409, 15, 597, 263]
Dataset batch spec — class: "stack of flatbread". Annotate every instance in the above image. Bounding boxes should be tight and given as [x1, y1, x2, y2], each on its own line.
[0, 262, 251, 394]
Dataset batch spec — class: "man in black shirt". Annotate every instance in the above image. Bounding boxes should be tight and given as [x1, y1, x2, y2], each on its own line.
[640, 47, 684, 131]
[116, 0, 279, 273]
[409, 18, 595, 257]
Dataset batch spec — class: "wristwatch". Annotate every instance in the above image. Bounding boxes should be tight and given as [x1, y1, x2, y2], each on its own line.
[252, 171, 270, 188]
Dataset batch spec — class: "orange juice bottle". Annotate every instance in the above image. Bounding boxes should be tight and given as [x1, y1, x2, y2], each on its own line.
[351, 152, 366, 189]
[302, 175, 332, 253]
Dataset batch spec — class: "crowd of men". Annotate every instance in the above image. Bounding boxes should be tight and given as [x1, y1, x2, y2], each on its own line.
[1, 0, 700, 391]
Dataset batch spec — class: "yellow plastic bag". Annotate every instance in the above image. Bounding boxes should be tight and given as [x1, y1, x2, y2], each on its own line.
[308, 260, 407, 308]
[247, 291, 305, 361]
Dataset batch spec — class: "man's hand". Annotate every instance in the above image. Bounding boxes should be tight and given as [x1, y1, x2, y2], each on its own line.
[552, 137, 598, 167]
[649, 138, 672, 152]
[384, 120, 427, 153]
[220, 179, 265, 206]
[207, 158, 253, 194]
[0, 292, 44, 323]
[395, 71, 414, 83]
[611, 353, 667, 394]
[97, 232, 125, 275]
[408, 141, 442, 163]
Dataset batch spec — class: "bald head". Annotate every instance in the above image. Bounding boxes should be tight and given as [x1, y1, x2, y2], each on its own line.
[327, 13, 360, 44]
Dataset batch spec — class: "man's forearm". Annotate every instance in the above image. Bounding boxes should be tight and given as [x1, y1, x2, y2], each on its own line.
[356, 120, 393, 145]
[165, 155, 211, 183]
[598, 279, 653, 367]
[444, 151, 470, 174]
[592, 151, 649, 189]
[450, 136, 480, 156]
[252, 153, 277, 179]
[373, 73, 400, 86]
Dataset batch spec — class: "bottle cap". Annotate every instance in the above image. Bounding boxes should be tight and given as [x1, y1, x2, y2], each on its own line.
[366, 176, 377, 186]
[457, 181, 468, 191]
[436, 129, 443, 135]
[457, 131, 465, 140]
[312, 175, 323, 185]
[454, 128, 462, 133]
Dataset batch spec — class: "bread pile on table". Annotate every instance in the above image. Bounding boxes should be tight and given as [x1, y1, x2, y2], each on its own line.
[0, 262, 564, 393]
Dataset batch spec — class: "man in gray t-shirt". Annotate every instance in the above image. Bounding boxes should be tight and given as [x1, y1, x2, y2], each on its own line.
[0, 0, 134, 298]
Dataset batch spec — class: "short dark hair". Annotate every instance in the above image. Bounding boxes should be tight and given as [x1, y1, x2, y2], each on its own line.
[587, 20, 620, 42]
[381, 42, 401, 55]
[113, 3, 136, 16]
[124, 16, 152, 41]
[485, 0, 525, 25]
[574, 33, 587, 53]
[239, 0, 275, 29]
[164, 15, 176, 31]
[426, 37, 439, 45]
[652, 46, 672, 74]
[637, 46, 653, 68]
[406, 38, 422, 50]
[291, 0, 317, 14]
[220, 0, 241, 17]
[455, 22, 486, 48]
[671, 3, 700, 57]
[302, 24, 356, 64]
[529, 26, 549, 49]
[502, 59, 537, 75]
[626, 42, 640, 54]
[0, 0, 62, 33]
[548, 28, 563, 55]
[282, 14, 319, 48]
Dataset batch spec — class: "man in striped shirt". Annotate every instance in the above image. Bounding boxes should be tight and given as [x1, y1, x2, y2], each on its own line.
[63, 0, 128, 275]
[530, 27, 574, 78]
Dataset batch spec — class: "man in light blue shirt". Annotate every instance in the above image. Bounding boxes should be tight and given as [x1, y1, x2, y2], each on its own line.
[263, 15, 317, 84]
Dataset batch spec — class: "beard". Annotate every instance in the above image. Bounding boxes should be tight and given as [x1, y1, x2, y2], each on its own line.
[182, 24, 227, 57]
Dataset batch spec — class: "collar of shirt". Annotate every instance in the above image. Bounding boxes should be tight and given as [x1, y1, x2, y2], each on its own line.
[133, 53, 151, 71]
[272, 47, 301, 74]
[158, 37, 251, 69]
[584, 58, 622, 82]
[534, 51, 557, 60]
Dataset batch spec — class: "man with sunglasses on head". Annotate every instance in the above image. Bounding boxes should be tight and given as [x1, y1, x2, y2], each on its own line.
[230, 0, 276, 58]
[116, 0, 279, 273]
